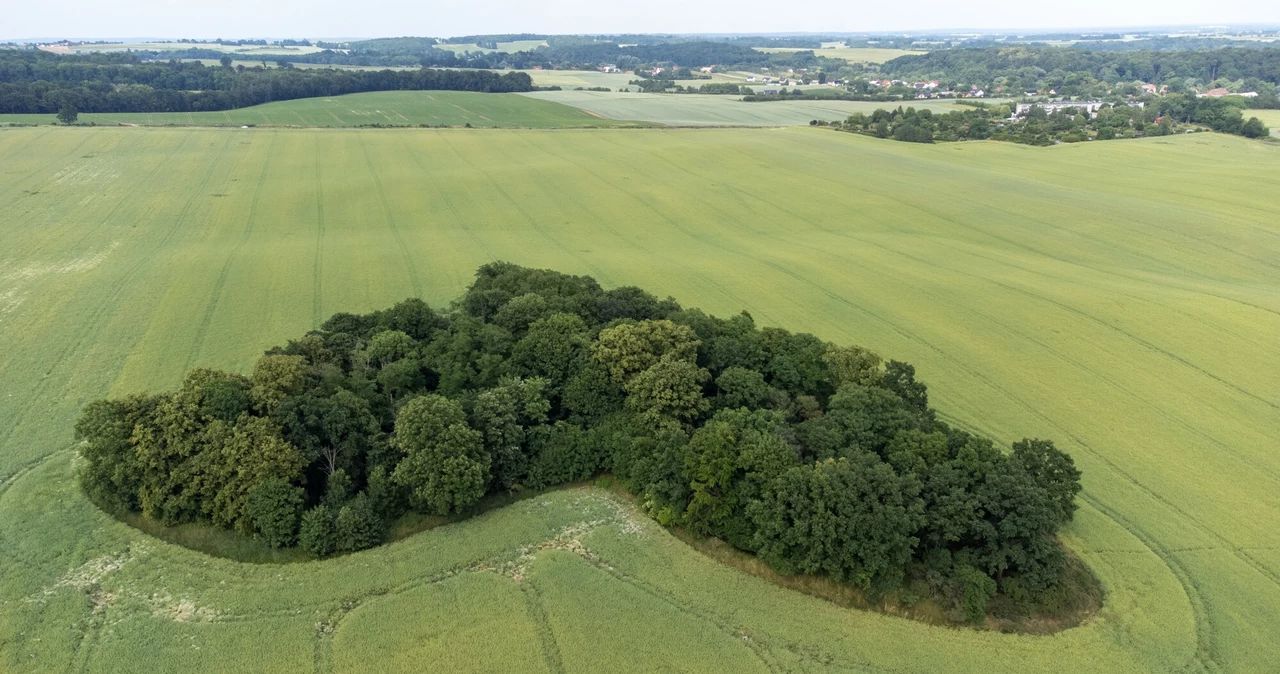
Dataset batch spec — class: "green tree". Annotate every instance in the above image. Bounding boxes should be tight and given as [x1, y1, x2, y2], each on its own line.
[592, 319, 700, 382]
[1011, 438, 1081, 527]
[391, 395, 490, 515]
[822, 344, 882, 388]
[248, 478, 305, 548]
[74, 395, 157, 510]
[751, 454, 924, 589]
[682, 409, 796, 548]
[365, 329, 416, 366]
[299, 505, 337, 557]
[473, 377, 551, 489]
[510, 312, 591, 391]
[57, 103, 78, 125]
[334, 492, 384, 552]
[880, 360, 929, 414]
[623, 356, 711, 426]
[206, 415, 305, 534]
[825, 384, 919, 455]
[713, 367, 782, 410]
[1242, 116, 1268, 139]
[250, 354, 309, 412]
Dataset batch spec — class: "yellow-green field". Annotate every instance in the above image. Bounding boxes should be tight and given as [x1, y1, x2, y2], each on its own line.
[0, 91, 644, 128]
[524, 90, 968, 125]
[1, 126, 1278, 673]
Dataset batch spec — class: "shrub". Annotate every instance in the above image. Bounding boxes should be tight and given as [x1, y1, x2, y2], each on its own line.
[299, 505, 337, 557]
[334, 493, 384, 552]
[248, 478, 305, 548]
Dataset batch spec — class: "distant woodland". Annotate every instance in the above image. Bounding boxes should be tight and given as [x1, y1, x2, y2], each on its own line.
[0, 51, 531, 114]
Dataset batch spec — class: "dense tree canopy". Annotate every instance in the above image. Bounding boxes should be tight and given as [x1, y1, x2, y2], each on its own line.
[0, 51, 532, 115]
[76, 263, 1082, 618]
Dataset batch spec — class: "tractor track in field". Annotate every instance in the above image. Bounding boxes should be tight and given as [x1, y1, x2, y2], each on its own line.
[0, 132, 207, 459]
[358, 139, 424, 299]
[576, 135, 1229, 668]
[434, 132, 618, 288]
[708, 189, 1280, 596]
[519, 581, 566, 674]
[535, 133, 781, 326]
[669, 167, 1280, 488]
[394, 134, 498, 282]
[185, 132, 279, 372]
[768, 137, 1280, 320]
[311, 135, 326, 328]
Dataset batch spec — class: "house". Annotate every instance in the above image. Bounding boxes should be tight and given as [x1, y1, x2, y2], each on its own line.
[598, 64, 618, 73]
[699, 66, 715, 73]
[1198, 88, 1231, 98]
[1141, 83, 1158, 94]
[1239, 91, 1260, 98]
[762, 88, 780, 96]
[1014, 100, 1105, 118]
[746, 76, 757, 82]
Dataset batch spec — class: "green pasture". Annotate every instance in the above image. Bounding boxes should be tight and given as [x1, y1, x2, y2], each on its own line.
[0, 91, 644, 128]
[1, 126, 1278, 672]
[523, 90, 968, 125]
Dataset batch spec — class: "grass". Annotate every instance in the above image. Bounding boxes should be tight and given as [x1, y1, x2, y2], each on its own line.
[0, 91, 648, 128]
[0, 125, 1278, 672]
[522, 90, 969, 126]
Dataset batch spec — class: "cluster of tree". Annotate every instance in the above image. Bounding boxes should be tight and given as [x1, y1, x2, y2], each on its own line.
[825, 97, 1269, 146]
[0, 51, 532, 115]
[879, 46, 1280, 94]
[77, 263, 1082, 618]
[1071, 37, 1280, 52]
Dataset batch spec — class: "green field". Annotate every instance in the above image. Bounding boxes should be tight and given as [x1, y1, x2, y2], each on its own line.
[0, 91, 644, 128]
[1, 126, 1279, 672]
[524, 90, 969, 125]
[433, 39, 550, 54]
[1246, 109, 1280, 137]
[754, 45, 925, 63]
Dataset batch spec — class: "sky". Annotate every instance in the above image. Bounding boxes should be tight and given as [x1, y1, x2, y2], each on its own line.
[5, 0, 1280, 41]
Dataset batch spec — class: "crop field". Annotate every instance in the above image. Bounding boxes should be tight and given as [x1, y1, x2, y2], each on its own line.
[0, 91, 645, 128]
[523, 90, 969, 125]
[433, 39, 550, 54]
[1, 126, 1279, 673]
[754, 45, 925, 63]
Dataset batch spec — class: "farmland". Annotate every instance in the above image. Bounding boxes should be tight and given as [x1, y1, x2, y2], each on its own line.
[523, 90, 970, 125]
[433, 39, 551, 54]
[754, 45, 925, 63]
[0, 91, 645, 128]
[1, 126, 1278, 672]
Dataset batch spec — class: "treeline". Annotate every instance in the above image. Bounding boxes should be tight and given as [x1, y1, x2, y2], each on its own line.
[0, 51, 532, 114]
[881, 46, 1280, 88]
[824, 97, 1270, 146]
[77, 263, 1082, 620]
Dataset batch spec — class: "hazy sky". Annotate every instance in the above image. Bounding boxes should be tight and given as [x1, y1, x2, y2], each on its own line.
[6, 0, 1279, 40]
